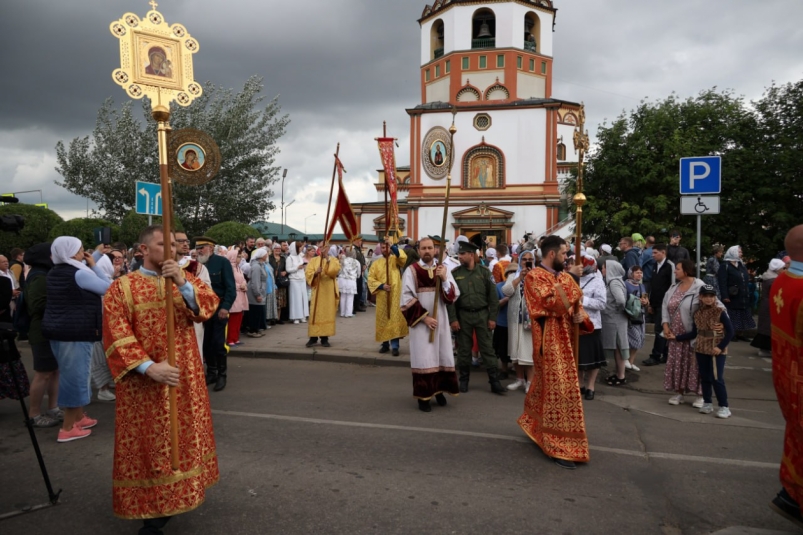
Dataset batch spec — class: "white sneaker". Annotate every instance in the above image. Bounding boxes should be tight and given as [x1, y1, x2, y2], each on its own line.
[302, 318, 308, 323]
[97, 389, 116, 402]
[692, 397, 704, 408]
[293, 320, 300, 324]
[758, 349, 772, 357]
[507, 378, 525, 391]
[668, 394, 684, 405]
[630, 364, 640, 372]
[624, 361, 632, 370]
[524, 381, 531, 393]
[699, 403, 714, 414]
[716, 406, 732, 419]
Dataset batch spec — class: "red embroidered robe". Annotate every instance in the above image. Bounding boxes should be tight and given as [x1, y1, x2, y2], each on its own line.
[517, 266, 592, 463]
[103, 270, 220, 519]
[771, 270, 803, 503]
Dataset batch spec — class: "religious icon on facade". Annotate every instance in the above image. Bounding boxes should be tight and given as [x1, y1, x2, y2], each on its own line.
[177, 143, 205, 171]
[469, 157, 495, 188]
[430, 141, 446, 167]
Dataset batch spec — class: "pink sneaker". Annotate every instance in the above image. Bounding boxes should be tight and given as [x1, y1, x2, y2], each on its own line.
[57, 425, 92, 443]
[75, 414, 98, 429]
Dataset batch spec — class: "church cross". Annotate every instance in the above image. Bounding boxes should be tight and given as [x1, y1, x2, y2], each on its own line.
[149, 0, 159, 11]
[774, 288, 785, 315]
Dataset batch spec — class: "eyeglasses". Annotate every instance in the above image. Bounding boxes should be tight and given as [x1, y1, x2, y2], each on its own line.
[176, 239, 190, 244]
[111, 255, 124, 261]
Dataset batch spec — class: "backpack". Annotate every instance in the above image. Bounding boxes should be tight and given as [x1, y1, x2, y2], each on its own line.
[624, 279, 643, 325]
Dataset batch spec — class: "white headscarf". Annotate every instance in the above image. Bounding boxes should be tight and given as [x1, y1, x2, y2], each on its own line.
[724, 245, 741, 264]
[289, 242, 298, 256]
[328, 245, 339, 257]
[601, 244, 612, 255]
[485, 247, 497, 259]
[252, 248, 268, 261]
[769, 258, 785, 272]
[51, 236, 93, 274]
[96, 254, 115, 282]
[453, 235, 469, 256]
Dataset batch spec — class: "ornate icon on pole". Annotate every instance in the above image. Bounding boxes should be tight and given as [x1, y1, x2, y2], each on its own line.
[110, 1, 203, 107]
[422, 127, 452, 180]
[169, 129, 221, 186]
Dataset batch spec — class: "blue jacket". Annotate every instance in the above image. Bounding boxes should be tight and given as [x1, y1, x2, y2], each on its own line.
[621, 247, 642, 273]
[641, 247, 655, 282]
[203, 254, 236, 311]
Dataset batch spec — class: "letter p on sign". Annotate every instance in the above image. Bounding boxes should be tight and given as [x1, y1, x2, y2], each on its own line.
[680, 156, 721, 195]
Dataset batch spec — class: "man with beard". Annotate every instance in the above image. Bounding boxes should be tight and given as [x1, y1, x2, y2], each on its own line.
[243, 236, 256, 260]
[368, 237, 408, 356]
[447, 241, 506, 395]
[517, 235, 592, 469]
[176, 231, 211, 362]
[401, 237, 460, 412]
[194, 237, 235, 392]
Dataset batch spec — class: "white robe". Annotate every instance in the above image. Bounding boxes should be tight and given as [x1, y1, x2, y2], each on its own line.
[285, 245, 309, 320]
[401, 260, 460, 372]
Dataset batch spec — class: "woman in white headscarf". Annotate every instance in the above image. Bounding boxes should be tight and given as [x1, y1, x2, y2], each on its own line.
[246, 248, 270, 337]
[578, 255, 607, 399]
[285, 242, 309, 323]
[225, 248, 249, 347]
[502, 250, 536, 392]
[42, 236, 111, 443]
[337, 247, 359, 318]
[717, 245, 755, 340]
[752, 258, 786, 357]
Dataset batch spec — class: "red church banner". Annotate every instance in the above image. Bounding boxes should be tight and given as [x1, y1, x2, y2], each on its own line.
[377, 137, 400, 241]
[326, 156, 359, 243]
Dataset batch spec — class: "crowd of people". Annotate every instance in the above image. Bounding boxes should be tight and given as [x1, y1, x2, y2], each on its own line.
[0, 223, 801, 533]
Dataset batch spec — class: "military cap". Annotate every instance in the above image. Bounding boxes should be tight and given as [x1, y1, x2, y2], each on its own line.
[194, 236, 217, 247]
[458, 241, 480, 254]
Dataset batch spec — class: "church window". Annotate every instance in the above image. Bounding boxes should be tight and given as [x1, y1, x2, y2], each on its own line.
[557, 143, 566, 161]
[425, 69, 431, 82]
[517, 56, 522, 69]
[435, 65, 441, 78]
[473, 113, 492, 131]
[529, 59, 535, 71]
[497, 55, 504, 68]
[541, 61, 547, 74]
[445, 60, 451, 74]
[479, 56, 487, 69]
[462, 57, 469, 70]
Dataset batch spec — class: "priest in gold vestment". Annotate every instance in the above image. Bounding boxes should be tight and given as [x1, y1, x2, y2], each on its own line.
[368, 238, 408, 356]
[517, 236, 593, 470]
[103, 226, 220, 533]
[305, 245, 341, 348]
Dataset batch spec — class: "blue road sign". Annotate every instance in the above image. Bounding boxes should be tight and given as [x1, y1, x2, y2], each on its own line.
[679, 156, 721, 195]
[135, 181, 163, 216]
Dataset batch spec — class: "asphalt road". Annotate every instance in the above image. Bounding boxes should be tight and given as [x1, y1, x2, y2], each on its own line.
[0, 349, 798, 534]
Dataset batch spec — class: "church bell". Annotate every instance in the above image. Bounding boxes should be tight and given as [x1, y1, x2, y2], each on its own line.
[477, 20, 492, 38]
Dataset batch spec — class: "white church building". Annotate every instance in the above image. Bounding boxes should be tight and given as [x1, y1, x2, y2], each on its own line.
[353, 0, 580, 249]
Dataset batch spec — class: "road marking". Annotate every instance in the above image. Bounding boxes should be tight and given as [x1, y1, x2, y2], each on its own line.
[212, 409, 779, 470]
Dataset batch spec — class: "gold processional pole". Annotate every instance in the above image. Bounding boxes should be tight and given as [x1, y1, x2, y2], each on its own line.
[572, 104, 589, 365]
[429, 109, 458, 344]
[312, 143, 342, 325]
[111, 1, 218, 471]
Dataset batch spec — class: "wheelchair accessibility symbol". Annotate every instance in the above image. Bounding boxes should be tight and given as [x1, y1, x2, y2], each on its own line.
[680, 195, 720, 216]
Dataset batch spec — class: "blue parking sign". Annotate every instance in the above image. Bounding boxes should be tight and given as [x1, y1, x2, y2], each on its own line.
[679, 156, 721, 195]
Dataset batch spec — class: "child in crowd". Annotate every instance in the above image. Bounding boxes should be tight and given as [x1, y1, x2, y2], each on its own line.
[674, 284, 735, 418]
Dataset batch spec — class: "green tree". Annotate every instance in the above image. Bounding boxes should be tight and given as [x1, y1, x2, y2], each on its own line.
[204, 221, 261, 247]
[575, 88, 773, 264]
[48, 218, 121, 249]
[55, 76, 290, 236]
[0, 204, 64, 255]
[120, 209, 184, 247]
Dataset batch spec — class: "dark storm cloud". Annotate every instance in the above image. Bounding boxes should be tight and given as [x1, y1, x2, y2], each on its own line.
[1, 0, 802, 225]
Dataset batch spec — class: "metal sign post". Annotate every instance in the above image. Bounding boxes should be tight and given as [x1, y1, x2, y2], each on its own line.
[680, 156, 722, 278]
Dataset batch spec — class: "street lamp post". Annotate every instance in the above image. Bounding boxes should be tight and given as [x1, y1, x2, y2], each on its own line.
[280, 168, 288, 234]
[284, 199, 295, 233]
[304, 213, 317, 234]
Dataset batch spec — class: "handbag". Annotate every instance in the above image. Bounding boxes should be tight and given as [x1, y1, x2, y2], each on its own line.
[276, 273, 290, 288]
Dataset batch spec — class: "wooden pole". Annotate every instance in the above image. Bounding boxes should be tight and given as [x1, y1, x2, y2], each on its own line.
[312, 144, 340, 325]
[429, 111, 457, 343]
[383, 122, 392, 320]
[152, 104, 180, 471]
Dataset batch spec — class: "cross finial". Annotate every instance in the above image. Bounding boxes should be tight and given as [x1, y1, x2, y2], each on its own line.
[149, 0, 158, 11]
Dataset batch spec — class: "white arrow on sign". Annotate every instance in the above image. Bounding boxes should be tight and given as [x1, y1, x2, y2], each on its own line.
[155, 191, 162, 213]
[138, 188, 150, 208]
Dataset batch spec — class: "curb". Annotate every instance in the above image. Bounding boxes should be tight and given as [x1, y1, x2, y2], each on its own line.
[229, 347, 411, 368]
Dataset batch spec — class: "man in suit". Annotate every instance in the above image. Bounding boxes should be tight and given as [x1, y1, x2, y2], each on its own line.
[195, 236, 236, 391]
[352, 236, 367, 312]
[642, 243, 675, 367]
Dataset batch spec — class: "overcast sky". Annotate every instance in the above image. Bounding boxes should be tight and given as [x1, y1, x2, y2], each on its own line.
[1, 0, 802, 235]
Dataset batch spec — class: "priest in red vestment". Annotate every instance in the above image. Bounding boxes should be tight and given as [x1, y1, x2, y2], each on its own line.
[103, 226, 220, 534]
[517, 235, 593, 470]
[770, 224, 803, 530]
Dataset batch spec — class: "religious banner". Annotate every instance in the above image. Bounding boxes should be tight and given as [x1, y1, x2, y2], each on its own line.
[326, 157, 359, 243]
[377, 137, 400, 241]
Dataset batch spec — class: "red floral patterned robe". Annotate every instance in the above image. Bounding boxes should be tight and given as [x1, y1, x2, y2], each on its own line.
[771, 270, 803, 504]
[517, 266, 592, 463]
[103, 270, 220, 519]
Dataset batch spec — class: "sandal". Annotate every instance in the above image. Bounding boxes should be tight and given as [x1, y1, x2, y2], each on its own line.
[605, 375, 627, 386]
